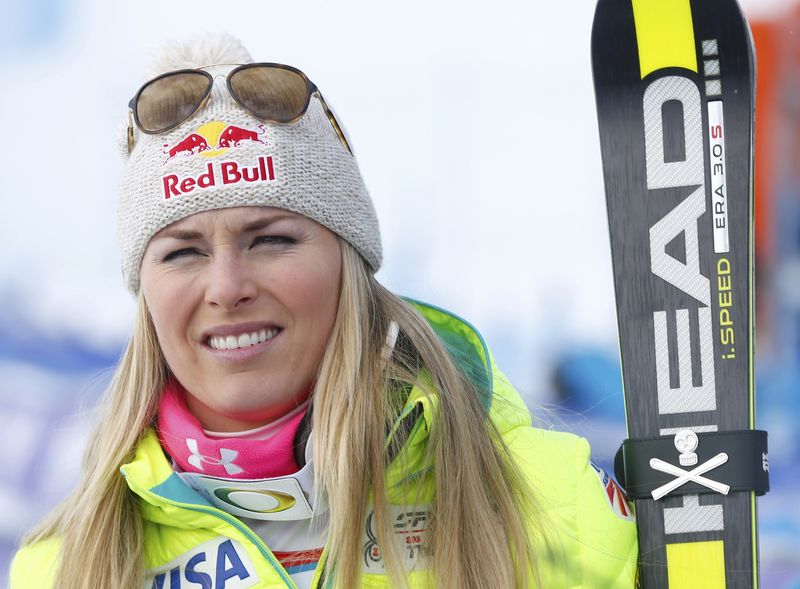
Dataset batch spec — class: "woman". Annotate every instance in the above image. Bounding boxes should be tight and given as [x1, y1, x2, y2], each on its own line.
[10, 35, 637, 588]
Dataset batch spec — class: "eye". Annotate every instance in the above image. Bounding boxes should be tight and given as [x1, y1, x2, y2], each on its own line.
[252, 235, 296, 247]
[162, 247, 201, 262]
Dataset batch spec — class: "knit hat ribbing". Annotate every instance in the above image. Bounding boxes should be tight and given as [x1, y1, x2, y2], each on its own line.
[118, 34, 381, 294]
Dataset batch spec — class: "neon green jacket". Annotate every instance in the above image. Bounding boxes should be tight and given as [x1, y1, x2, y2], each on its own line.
[10, 301, 637, 588]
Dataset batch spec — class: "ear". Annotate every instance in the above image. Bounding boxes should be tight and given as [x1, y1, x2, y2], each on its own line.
[116, 118, 134, 160]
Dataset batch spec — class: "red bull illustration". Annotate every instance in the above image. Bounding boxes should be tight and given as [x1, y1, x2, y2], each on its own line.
[160, 121, 275, 200]
[163, 121, 269, 163]
[217, 125, 267, 149]
[165, 133, 210, 159]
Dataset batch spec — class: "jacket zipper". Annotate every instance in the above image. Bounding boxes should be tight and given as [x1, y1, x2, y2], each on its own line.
[123, 469, 300, 589]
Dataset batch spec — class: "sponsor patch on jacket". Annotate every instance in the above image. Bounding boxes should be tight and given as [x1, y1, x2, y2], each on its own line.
[144, 537, 258, 589]
[362, 505, 432, 573]
[590, 462, 635, 522]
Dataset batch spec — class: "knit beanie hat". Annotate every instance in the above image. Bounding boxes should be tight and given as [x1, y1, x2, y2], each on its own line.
[117, 34, 381, 294]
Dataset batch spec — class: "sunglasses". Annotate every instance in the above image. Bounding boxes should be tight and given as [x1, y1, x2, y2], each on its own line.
[127, 62, 352, 154]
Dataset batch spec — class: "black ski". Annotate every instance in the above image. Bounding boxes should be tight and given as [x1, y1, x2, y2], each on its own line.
[591, 0, 768, 587]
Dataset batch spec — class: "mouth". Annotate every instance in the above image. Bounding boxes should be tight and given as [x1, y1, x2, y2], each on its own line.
[205, 327, 283, 351]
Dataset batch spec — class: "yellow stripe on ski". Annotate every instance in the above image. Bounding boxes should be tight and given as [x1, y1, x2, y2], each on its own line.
[666, 541, 726, 588]
[631, 0, 698, 78]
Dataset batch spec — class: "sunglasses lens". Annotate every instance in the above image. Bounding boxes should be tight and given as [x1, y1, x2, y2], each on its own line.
[229, 66, 310, 122]
[136, 72, 210, 133]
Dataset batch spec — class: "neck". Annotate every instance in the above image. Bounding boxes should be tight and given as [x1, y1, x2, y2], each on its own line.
[184, 387, 312, 432]
[157, 378, 311, 479]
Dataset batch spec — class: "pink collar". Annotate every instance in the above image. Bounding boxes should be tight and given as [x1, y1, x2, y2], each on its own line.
[157, 379, 308, 479]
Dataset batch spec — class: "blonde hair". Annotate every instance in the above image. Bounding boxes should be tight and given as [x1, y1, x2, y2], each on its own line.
[24, 239, 540, 588]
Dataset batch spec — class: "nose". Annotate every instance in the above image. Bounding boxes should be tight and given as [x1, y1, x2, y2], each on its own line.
[204, 253, 258, 311]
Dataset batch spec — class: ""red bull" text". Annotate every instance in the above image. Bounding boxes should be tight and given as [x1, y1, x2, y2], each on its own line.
[162, 156, 275, 199]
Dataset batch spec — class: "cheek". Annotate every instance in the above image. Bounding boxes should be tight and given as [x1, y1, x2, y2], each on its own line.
[142, 276, 192, 356]
[283, 255, 341, 330]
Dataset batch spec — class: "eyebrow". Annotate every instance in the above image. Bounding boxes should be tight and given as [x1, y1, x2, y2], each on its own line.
[154, 214, 298, 241]
[154, 229, 203, 241]
[241, 215, 296, 232]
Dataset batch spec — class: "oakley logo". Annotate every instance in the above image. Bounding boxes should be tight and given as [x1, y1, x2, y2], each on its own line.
[213, 488, 297, 514]
[145, 537, 258, 589]
[186, 439, 244, 475]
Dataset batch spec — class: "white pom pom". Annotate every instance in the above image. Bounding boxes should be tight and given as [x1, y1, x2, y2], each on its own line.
[146, 32, 253, 77]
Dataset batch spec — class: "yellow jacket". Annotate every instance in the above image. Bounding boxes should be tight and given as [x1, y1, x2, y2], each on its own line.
[10, 300, 637, 588]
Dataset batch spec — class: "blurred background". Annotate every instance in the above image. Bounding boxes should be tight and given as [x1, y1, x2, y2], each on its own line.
[0, 0, 798, 585]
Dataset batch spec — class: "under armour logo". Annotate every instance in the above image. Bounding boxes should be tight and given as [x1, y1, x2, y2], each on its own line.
[186, 438, 244, 475]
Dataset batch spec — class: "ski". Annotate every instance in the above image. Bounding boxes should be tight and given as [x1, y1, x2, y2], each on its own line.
[591, 0, 768, 587]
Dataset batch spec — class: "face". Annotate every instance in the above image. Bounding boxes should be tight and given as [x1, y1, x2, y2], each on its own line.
[140, 206, 342, 432]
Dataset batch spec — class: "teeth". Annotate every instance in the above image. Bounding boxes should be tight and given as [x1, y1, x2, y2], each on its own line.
[207, 328, 279, 350]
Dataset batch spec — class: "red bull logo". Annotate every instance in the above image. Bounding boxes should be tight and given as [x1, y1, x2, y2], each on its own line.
[162, 156, 275, 200]
[165, 133, 210, 159]
[160, 120, 275, 200]
[163, 121, 269, 163]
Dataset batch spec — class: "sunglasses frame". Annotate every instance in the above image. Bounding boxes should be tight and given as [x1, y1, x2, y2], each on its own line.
[127, 62, 352, 154]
